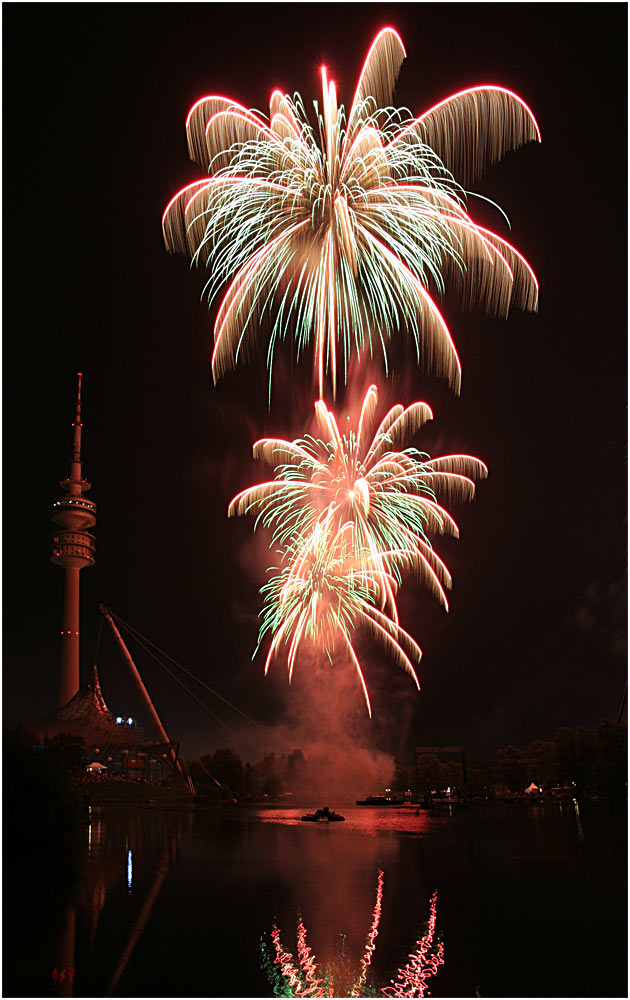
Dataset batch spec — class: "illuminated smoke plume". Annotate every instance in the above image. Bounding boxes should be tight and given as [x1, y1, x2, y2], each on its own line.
[262, 870, 444, 997]
[163, 27, 539, 397]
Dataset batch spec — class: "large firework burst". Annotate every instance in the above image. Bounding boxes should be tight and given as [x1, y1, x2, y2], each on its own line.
[230, 385, 486, 714]
[230, 384, 487, 605]
[163, 26, 539, 396]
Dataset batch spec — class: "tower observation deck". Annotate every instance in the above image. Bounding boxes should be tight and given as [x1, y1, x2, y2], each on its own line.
[51, 373, 97, 707]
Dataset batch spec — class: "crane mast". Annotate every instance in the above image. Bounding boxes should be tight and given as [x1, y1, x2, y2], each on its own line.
[98, 605, 194, 792]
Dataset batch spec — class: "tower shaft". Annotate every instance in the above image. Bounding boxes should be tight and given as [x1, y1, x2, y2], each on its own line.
[51, 373, 97, 707]
[59, 567, 81, 706]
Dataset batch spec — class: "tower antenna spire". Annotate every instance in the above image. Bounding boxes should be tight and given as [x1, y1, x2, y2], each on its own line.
[71, 371, 83, 471]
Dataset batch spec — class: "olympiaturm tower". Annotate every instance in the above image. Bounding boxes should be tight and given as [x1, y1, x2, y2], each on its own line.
[51, 373, 97, 707]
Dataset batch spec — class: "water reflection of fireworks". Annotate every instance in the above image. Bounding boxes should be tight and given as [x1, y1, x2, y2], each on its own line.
[262, 869, 443, 997]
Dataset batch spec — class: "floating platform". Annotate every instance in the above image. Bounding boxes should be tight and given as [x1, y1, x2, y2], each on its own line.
[301, 806, 345, 823]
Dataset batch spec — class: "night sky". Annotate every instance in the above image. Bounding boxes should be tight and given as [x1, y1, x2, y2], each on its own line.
[3, 4, 627, 762]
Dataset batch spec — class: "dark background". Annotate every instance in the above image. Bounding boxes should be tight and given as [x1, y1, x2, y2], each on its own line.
[3, 3, 627, 761]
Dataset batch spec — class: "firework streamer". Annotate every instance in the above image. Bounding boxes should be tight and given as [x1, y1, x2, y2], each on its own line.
[254, 515, 390, 717]
[230, 385, 486, 712]
[163, 27, 539, 397]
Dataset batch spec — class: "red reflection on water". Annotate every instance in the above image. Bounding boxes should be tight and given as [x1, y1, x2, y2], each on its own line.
[268, 869, 443, 997]
[257, 804, 444, 838]
[51, 966, 75, 985]
[381, 890, 443, 997]
[297, 916, 325, 994]
[271, 923, 310, 994]
[351, 868, 383, 996]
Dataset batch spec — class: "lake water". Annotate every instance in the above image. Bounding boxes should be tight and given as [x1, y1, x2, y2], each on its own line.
[5, 799, 626, 998]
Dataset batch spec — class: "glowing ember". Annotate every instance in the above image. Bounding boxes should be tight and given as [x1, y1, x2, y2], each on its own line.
[163, 27, 539, 397]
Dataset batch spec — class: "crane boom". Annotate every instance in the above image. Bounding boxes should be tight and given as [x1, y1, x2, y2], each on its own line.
[98, 604, 190, 788]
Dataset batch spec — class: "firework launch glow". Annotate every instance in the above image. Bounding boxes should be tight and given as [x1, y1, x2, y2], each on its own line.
[229, 385, 487, 715]
[163, 27, 539, 396]
[261, 870, 444, 997]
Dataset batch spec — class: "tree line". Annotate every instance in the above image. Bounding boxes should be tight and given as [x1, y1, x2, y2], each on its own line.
[8, 719, 625, 803]
[392, 721, 627, 799]
[190, 747, 308, 801]
[190, 721, 626, 802]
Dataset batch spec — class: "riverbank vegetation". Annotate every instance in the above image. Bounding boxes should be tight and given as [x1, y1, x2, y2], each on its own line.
[189, 722, 626, 802]
[393, 722, 627, 799]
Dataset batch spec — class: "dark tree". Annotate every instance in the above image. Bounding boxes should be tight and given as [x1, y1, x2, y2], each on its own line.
[554, 727, 596, 792]
[496, 745, 526, 792]
[524, 740, 558, 788]
[209, 747, 245, 798]
[415, 754, 445, 795]
[593, 721, 627, 798]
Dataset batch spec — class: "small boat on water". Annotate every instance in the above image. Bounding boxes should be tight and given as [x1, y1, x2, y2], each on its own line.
[356, 794, 404, 806]
[301, 806, 345, 823]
